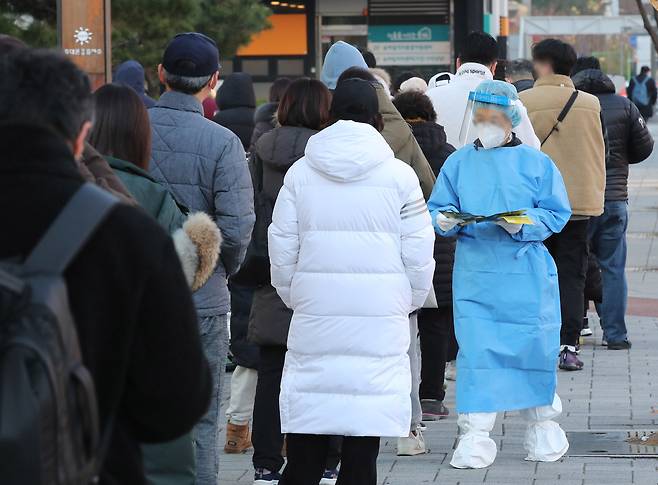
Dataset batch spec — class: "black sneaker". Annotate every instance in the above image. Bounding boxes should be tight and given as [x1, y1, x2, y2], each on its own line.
[226, 352, 237, 373]
[607, 340, 632, 350]
[254, 468, 281, 484]
[421, 399, 449, 421]
[581, 318, 593, 336]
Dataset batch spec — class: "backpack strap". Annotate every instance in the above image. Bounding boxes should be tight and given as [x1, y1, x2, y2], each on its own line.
[541, 90, 579, 147]
[24, 183, 118, 275]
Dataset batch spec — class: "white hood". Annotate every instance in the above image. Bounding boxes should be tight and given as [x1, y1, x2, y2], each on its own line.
[305, 120, 394, 182]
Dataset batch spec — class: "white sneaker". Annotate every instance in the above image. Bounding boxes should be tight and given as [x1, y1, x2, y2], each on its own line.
[397, 429, 427, 456]
[445, 361, 457, 381]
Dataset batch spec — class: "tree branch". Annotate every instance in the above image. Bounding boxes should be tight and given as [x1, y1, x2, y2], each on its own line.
[636, 0, 658, 52]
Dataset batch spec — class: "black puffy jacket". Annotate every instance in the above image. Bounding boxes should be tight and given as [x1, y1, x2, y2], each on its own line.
[573, 69, 654, 201]
[409, 121, 456, 307]
[250, 101, 278, 150]
[227, 282, 259, 368]
[214, 72, 256, 151]
[512, 78, 534, 93]
[245, 126, 318, 346]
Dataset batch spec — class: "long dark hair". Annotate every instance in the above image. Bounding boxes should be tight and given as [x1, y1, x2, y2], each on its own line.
[277, 78, 331, 131]
[89, 83, 152, 170]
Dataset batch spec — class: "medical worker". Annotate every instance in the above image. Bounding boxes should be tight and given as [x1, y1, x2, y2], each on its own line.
[427, 80, 572, 469]
[425, 31, 539, 149]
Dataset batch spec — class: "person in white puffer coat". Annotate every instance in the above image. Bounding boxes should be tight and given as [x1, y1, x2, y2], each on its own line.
[268, 78, 435, 485]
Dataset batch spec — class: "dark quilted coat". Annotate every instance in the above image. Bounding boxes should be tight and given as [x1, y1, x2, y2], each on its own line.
[409, 121, 456, 307]
[573, 69, 654, 201]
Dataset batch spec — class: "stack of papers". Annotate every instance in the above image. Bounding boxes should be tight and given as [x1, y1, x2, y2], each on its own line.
[442, 210, 534, 226]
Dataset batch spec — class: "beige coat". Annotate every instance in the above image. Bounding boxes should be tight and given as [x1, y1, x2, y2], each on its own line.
[520, 75, 605, 217]
[375, 84, 436, 200]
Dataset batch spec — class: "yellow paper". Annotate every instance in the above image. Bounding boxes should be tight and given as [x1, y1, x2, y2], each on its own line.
[500, 215, 534, 225]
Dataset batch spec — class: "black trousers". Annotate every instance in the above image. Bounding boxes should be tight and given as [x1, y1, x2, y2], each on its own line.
[544, 219, 590, 347]
[279, 434, 379, 485]
[251, 346, 342, 472]
[252, 345, 287, 472]
[418, 306, 455, 401]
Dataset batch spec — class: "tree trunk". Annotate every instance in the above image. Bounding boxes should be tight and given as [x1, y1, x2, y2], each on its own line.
[636, 0, 658, 52]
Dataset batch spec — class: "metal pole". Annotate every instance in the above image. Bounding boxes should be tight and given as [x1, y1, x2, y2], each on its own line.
[498, 0, 509, 60]
[518, 16, 525, 59]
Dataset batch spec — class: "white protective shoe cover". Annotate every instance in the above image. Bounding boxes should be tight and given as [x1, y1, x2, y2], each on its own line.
[450, 413, 497, 469]
[520, 394, 569, 462]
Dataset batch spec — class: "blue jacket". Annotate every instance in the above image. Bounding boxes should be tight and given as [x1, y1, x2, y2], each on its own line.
[149, 91, 255, 316]
[428, 138, 571, 413]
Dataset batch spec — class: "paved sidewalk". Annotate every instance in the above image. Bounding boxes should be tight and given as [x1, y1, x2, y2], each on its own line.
[218, 125, 658, 485]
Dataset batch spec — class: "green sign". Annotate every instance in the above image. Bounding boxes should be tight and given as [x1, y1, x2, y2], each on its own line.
[368, 24, 450, 66]
[368, 25, 449, 43]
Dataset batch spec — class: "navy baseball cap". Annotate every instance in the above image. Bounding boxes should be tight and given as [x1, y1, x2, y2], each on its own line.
[163, 32, 220, 77]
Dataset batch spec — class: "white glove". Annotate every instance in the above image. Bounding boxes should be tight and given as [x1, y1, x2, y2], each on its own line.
[436, 212, 461, 232]
[496, 220, 523, 234]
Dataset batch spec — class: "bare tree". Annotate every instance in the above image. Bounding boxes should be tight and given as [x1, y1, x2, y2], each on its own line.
[636, 0, 658, 51]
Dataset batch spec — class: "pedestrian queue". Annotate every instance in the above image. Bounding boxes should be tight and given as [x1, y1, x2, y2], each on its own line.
[0, 28, 651, 485]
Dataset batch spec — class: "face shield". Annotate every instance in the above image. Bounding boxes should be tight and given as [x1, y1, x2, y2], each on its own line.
[458, 91, 514, 148]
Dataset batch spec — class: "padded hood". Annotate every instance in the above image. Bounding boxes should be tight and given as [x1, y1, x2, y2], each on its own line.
[305, 120, 392, 182]
[115, 60, 147, 93]
[256, 125, 317, 173]
[114, 60, 155, 108]
[320, 41, 368, 90]
[572, 68, 616, 95]
[216, 72, 256, 110]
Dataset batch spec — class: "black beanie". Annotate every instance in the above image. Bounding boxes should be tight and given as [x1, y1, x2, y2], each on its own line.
[330, 78, 379, 124]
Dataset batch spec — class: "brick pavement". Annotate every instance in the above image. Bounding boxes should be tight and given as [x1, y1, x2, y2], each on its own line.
[217, 124, 658, 484]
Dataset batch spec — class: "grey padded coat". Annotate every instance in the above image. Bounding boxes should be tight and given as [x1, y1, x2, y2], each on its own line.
[149, 91, 255, 316]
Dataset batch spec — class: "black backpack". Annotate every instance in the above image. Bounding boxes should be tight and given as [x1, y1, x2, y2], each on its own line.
[0, 183, 118, 484]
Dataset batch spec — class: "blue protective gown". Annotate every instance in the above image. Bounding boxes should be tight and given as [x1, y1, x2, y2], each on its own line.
[428, 140, 571, 414]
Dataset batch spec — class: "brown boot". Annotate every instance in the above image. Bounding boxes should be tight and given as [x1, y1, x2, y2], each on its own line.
[224, 421, 252, 454]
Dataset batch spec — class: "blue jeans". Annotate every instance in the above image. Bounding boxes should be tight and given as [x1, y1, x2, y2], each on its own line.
[588, 201, 629, 343]
[194, 314, 229, 485]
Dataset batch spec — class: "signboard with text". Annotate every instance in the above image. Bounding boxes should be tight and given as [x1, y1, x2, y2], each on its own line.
[367, 24, 450, 66]
[58, 0, 112, 89]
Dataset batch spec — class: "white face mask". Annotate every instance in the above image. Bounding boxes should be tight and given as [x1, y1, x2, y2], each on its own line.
[476, 123, 508, 149]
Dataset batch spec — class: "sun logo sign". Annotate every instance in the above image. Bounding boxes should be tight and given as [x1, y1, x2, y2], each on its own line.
[73, 27, 93, 45]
